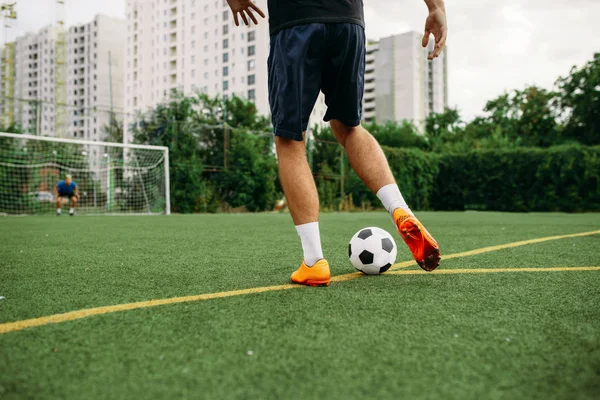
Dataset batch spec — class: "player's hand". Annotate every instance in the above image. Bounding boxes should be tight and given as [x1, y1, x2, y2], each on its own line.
[422, 7, 447, 60]
[226, 0, 265, 26]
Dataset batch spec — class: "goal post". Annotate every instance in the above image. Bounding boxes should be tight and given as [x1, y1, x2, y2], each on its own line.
[0, 132, 170, 215]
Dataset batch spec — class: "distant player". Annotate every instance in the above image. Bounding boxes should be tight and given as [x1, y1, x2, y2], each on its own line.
[56, 174, 79, 216]
[226, 0, 447, 286]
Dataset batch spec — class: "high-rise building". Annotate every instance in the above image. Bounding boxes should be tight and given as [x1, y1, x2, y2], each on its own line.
[13, 26, 57, 135]
[67, 15, 126, 142]
[124, 0, 269, 142]
[363, 31, 448, 130]
[3, 15, 125, 140]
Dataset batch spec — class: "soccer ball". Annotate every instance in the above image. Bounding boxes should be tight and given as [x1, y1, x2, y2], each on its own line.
[348, 227, 398, 275]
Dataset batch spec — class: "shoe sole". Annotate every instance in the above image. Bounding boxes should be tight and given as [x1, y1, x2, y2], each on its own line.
[291, 279, 330, 287]
[418, 248, 441, 272]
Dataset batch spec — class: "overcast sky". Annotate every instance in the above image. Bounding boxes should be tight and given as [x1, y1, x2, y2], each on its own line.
[5, 0, 600, 120]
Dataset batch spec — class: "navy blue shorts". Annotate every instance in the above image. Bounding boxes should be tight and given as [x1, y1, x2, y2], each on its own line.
[268, 23, 366, 141]
[58, 192, 75, 198]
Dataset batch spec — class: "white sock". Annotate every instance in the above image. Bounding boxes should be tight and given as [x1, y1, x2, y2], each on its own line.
[57, 208, 61, 214]
[69, 208, 74, 214]
[376, 184, 413, 216]
[295, 222, 324, 267]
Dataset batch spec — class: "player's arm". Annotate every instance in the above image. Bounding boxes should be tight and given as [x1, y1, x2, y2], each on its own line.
[423, 0, 447, 60]
[226, 0, 265, 26]
[74, 185, 80, 199]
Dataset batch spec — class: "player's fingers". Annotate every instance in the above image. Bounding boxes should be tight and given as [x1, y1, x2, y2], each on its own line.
[233, 11, 239, 26]
[422, 28, 430, 48]
[249, 3, 266, 18]
[432, 30, 447, 58]
[246, 8, 258, 25]
[240, 10, 249, 26]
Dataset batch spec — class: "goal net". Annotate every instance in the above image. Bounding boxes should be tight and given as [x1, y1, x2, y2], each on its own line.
[0, 132, 170, 215]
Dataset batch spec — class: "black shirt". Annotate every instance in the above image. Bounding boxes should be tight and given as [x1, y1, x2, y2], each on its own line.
[267, 0, 364, 35]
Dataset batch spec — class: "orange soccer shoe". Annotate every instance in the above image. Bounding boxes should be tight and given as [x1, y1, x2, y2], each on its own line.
[290, 259, 331, 287]
[393, 208, 441, 272]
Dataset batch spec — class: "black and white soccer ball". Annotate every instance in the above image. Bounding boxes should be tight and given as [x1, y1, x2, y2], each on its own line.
[348, 227, 398, 275]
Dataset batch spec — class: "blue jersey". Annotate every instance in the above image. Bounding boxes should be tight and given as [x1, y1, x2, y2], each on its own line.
[57, 180, 77, 195]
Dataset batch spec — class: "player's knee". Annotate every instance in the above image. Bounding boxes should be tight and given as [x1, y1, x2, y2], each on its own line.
[330, 120, 365, 147]
[275, 135, 305, 154]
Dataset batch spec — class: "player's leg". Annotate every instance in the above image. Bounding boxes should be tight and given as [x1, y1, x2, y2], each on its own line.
[269, 24, 330, 285]
[322, 24, 440, 271]
[56, 196, 62, 216]
[69, 195, 77, 216]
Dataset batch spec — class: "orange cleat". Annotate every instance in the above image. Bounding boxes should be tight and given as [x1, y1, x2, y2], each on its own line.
[393, 208, 441, 272]
[290, 259, 331, 286]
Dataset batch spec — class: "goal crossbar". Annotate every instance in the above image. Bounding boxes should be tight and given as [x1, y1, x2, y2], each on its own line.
[0, 132, 169, 152]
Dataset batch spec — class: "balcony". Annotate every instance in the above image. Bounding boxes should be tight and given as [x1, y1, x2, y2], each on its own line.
[169, 33, 177, 43]
[170, 60, 177, 71]
[169, 20, 177, 31]
[170, 7, 177, 17]
[170, 73, 177, 84]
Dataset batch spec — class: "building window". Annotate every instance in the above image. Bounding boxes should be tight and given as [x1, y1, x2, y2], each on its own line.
[223, 80, 228, 91]
[223, 38, 228, 49]
[222, 10, 228, 20]
[191, 26, 196, 34]
[248, 31, 255, 42]
[248, 60, 255, 71]
[223, 52, 228, 62]
[204, 58, 208, 65]
[248, 74, 255, 85]
[204, 31, 208, 39]
[223, 66, 228, 76]
[191, 55, 195, 64]
[248, 45, 255, 56]
[192, 40, 196, 49]
[204, 72, 208, 79]
[192, 69, 195, 77]
[248, 89, 255, 100]
[223, 24, 228, 35]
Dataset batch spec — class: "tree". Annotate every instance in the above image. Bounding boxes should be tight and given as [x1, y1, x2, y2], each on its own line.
[131, 91, 279, 213]
[366, 120, 428, 149]
[132, 92, 207, 213]
[556, 52, 600, 145]
[102, 115, 124, 144]
[483, 87, 560, 147]
[218, 129, 277, 211]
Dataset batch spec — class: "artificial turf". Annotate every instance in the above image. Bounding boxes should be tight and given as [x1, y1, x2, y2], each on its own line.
[0, 212, 599, 399]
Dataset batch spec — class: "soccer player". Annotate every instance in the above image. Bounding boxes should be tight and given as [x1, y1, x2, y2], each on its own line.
[225, 0, 447, 286]
[56, 174, 79, 216]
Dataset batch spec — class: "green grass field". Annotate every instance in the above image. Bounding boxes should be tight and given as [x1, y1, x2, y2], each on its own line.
[1, 212, 599, 399]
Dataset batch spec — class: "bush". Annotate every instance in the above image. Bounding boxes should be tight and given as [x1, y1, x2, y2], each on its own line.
[432, 145, 600, 212]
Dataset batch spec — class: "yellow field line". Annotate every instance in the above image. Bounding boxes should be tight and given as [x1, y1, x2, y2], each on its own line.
[387, 266, 600, 276]
[433, 230, 600, 264]
[0, 229, 599, 335]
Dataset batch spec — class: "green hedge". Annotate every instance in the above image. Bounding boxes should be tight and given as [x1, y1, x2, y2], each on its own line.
[431, 145, 600, 212]
[338, 144, 600, 212]
[342, 147, 439, 210]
